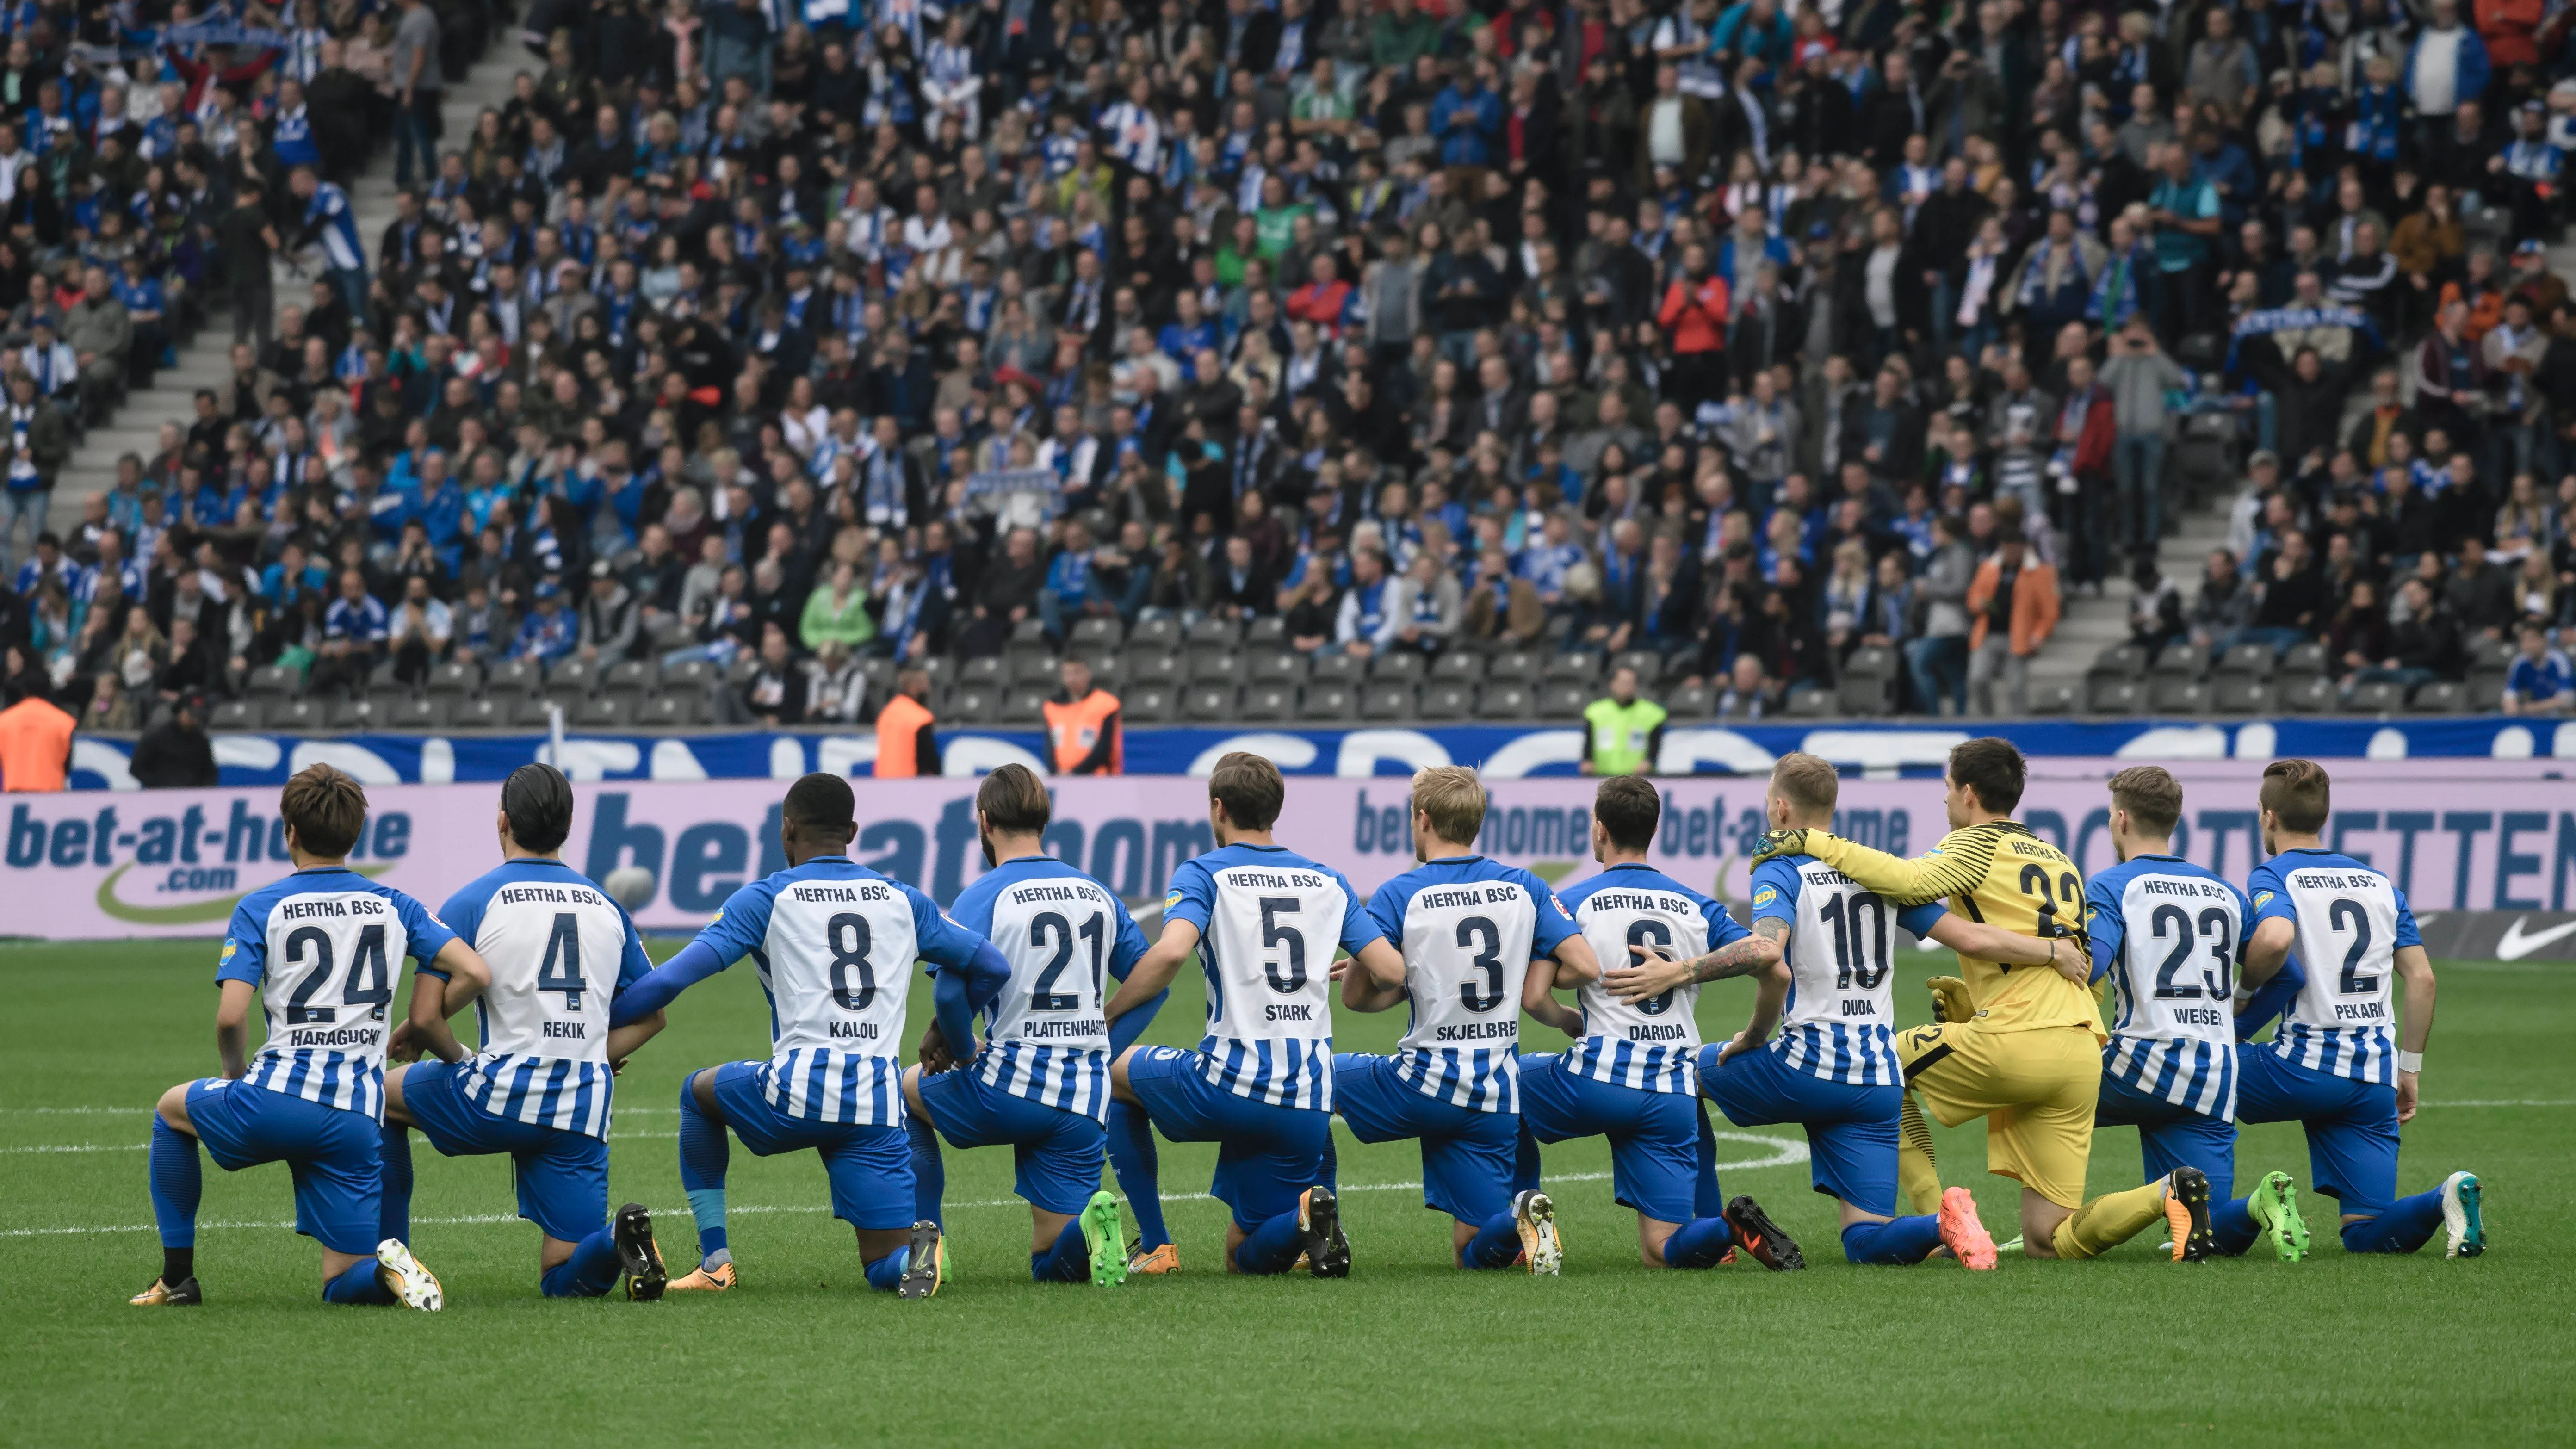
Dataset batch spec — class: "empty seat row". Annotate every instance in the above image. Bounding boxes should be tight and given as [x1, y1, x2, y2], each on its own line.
[2083, 675, 2477, 716]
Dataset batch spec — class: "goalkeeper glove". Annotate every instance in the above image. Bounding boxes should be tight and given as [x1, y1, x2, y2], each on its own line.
[1747, 827, 1811, 864]
[1927, 975, 1977, 1024]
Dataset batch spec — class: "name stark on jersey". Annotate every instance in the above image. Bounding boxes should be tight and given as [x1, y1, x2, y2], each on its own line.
[277, 895, 389, 921]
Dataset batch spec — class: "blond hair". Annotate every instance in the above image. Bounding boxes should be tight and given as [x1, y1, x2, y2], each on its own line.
[1412, 765, 1488, 848]
[1769, 751, 1839, 818]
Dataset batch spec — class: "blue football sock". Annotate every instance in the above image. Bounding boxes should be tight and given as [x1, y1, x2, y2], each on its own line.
[322, 1257, 394, 1305]
[1319, 1131, 1338, 1192]
[678, 1081, 730, 1263]
[1033, 1217, 1091, 1283]
[2212, 1196, 2261, 1256]
[2341, 1190, 2446, 1255]
[1664, 1214, 1738, 1269]
[1692, 1102, 1726, 1218]
[1512, 1122, 1543, 1197]
[861, 1248, 910, 1292]
[1232, 1208, 1309, 1276]
[1462, 1210, 1523, 1270]
[378, 1122, 413, 1245]
[1105, 1100, 1170, 1251]
[1840, 1214, 1944, 1265]
[148, 1117, 202, 1250]
[906, 1115, 945, 1227]
[539, 1226, 625, 1298]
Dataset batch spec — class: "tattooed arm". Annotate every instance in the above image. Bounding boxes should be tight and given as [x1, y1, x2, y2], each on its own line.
[1603, 917, 1789, 1005]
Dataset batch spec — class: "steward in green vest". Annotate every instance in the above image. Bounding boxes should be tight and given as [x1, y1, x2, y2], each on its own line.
[1580, 667, 1666, 775]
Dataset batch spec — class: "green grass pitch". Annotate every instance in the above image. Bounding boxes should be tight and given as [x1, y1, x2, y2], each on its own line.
[0, 939, 2566, 1447]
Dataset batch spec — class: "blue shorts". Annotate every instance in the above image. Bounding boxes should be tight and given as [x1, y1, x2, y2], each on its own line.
[1698, 1043, 1901, 1218]
[707, 1061, 915, 1231]
[2094, 1071, 2237, 1202]
[1125, 1046, 1329, 1232]
[399, 1060, 610, 1244]
[184, 1078, 381, 1256]
[918, 1068, 1105, 1216]
[1515, 1052, 1702, 1225]
[1331, 1053, 1517, 1224]
[2234, 1046, 2400, 1216]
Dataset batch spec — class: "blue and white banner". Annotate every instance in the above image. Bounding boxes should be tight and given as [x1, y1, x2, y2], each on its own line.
[62, 715, 2576, 790]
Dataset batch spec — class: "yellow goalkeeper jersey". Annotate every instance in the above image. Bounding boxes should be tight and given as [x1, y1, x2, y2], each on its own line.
[1795, 821, 2102, 1040]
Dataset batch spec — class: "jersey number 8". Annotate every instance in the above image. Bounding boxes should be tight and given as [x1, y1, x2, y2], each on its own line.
[827, 912, 878, 1010]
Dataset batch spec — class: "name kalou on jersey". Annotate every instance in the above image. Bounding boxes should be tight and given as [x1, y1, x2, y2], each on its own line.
[2085, 854, 2248, 1121]
[439, 858, 653, 1139]
[1554, 863, 1734, 1095]
[949, 857, 1149, 1121]
[219, 866, 458, 1121]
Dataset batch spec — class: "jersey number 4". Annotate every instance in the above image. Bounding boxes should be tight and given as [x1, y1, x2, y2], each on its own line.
[537, 913, 588, 1012]
[283, 924, 394, 1024]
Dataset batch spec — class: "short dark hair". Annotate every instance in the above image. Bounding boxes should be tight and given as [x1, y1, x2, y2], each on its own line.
[501, 762, 575, 854]
[783, 772, 855, 831]
[2108, 764, 2183, 836]
[1208, 751, 1286, 833]
[1947, 737, 2027, 815]
[1594, 776, 1660, 852]
[281, 763, 368, 859]
[977, 762, 1052, 835]
[2260, 758, 2331, 835]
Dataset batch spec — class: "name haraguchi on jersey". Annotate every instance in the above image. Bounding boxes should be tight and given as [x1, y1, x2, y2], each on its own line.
[1165, 842, 1383, 1112]
[2084, 854, 2248, 1121]
[2246, 848, 2420, 1087]
[438, 858, 653, 1139]
[1554, 862, 1737, 1094]
[218, 866, 459, 1121]
[1751, 855, 1939, 1086]
[692, 855, 991, 1126]
[1366, 855, 1580, 1113]
[948, 855, 1149, 1121]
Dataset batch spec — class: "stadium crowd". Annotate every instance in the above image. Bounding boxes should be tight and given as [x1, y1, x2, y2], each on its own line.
[1, 0, 2576, 734]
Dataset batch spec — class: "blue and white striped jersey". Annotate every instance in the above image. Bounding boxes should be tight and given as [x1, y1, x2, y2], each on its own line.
[2084, 854, 2247, 1121]
[2246, 849, 2419, 1086]
[1749, 854, 1938, 1087]
[217, 866, 458, 1121]
[303, 180, 364, 271]
[948, 854, 1148, 1121]
[1165, 842, 1381, 1111]
[1366, 856, 1579, 1114]
[436, 858, 652, 1139]
[1554, 862, 1739, 1094]
[692, 855, 991, 1125]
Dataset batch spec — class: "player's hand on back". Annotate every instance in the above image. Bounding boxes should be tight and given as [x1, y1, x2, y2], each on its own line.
[1748, 828, 1810, 864]
[386, 1021, 421, 1065]
[916, 1022, 954, 1074]
[2396, 1069, 2419, 1124]
[1713, 1028, 1759, 1064]
[1926, 976, 1976, 1024]
[1608, 943, 1693, 1003]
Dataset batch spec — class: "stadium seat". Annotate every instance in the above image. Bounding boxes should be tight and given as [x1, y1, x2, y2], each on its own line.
[1189, 651, 1244, 686]
[1843, 645, 1897, 681]
[2090, 644, 2150, 680]
[2274, 675, 2336, 713]
[946, 684, 1002, 724]
[515, 695, 579, 729]
[1245, 616, 1288, 647]
[603, 659, 657, 700]
[1008, 618, 1049, 651]
[2409, 681, 2466, 713]
[1477, 681, 1534, 718]
[1307, 652, 1363, 685]
[1610, 649, 1664, 684]
[1486, 650, 1540, 682]
[1837, 672, 1894, 716]
[548, 658, 603, 694]
[1184, 684, 1238, 721]
[2211, 679, 2275, 714]
[1300, 681, 1355, 721]
[1543, 651, 1603, 685]
[246, 663, 303, 698]
[960, 655, 1007, 687]
[1124, 683, 1177, 724]
[2468, 672, 2508, 712]
[267, 696, 326, 731]
[1666, 681, 1715, 719]
[1068, 616, 1123, 650]
[2150, 679, 2212, 713]
[1128, 615, 1181, 652]
[663, 658, 719, 692]
[1009, 652, 1061, 687]
[1247, 648, 1307, 684]
[859, 657, 898, 697]
[2214, 644, 2274, 679]
[1359, 681, 1414, 720]
[2149, 645, 2205, 681]
[2087, 677, 2148, 714]
[2465, 634, 2514, 671]
[487, 659, 542, 696]
[1787, 687, 1835, 718]
[1239, 683, 1295, 720]
[424, 661, 478, 696]
[1001, 687, 1050, 724]
[1184, 616, 1241, 650]
[1123, 650, 1183, 687]
[725, 656, 762, 689]
[327, 696, 380, 731]
[2027, 682, 2078, 715]
[1369, 651, 1425, 683]
[2343, 680, 2405, 715]
[1419, 682, 1471, 720]
[577, 696, 629, 730]
[636, 694, 697, 728]
[2281, 641, 2331, 677]
[1537, 681, 1588, 719]
[210, 698, 263, 730]
[1431, 650, 1485, 683]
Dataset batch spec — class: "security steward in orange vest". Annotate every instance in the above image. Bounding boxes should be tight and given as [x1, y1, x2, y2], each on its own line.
[0, 679, 74, 792]
[1041, 657, 1121, 774]
[873, 668, 941, 777]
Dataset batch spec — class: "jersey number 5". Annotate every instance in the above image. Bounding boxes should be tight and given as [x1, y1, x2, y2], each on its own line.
[1259, 898, 1307, 993]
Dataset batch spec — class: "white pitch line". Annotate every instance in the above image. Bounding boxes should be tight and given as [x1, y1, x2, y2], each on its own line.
[0, 1134, 1813, 1240]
